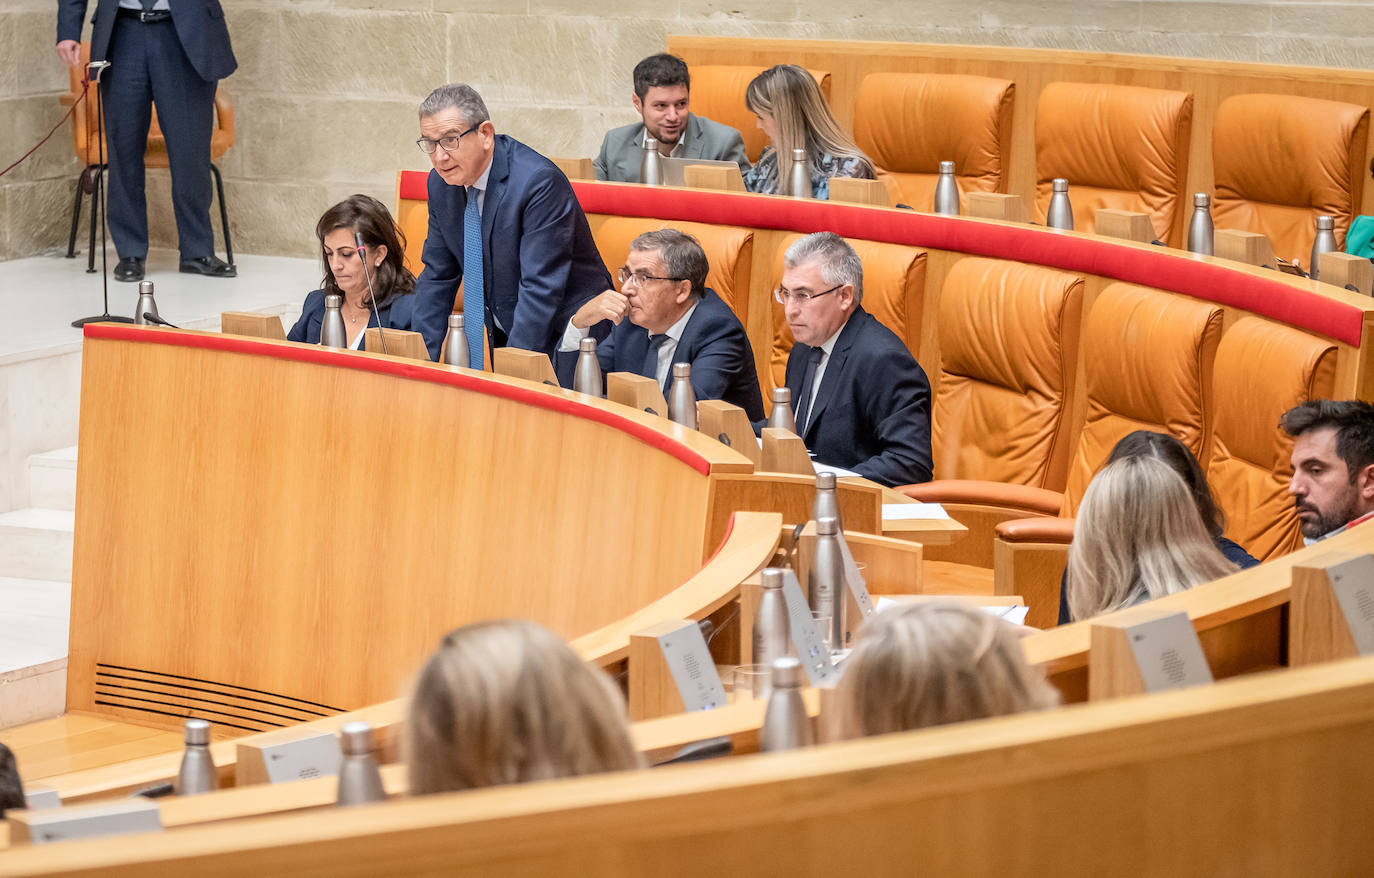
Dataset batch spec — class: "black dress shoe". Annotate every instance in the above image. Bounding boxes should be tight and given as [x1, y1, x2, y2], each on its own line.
[113, 257, 145, 282]
[179, 255, 237, 278]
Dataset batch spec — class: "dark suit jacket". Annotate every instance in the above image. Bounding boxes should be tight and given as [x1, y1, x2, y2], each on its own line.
[287, 289, 414, 346]
[58, 0, 237, 83]
[597, 289, 765, 421]
[409, 135, 614, 379]
[783, 307, 933, 487]
[593, 114, 750, 183]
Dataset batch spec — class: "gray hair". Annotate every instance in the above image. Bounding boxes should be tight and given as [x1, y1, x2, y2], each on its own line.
[783, 232, 863, 303]
[419, 83, 490, 126]
[630, 229, 708, 298]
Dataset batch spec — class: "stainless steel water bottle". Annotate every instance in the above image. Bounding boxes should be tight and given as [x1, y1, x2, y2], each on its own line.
[933, 160, 960, 215]
[640, 137, 663, 186]
[134, 280, 159, 326]
[768, 387, 797, 433]
[1187, 193, 1214, 256]
[788, 147, 810, 199]
[336, 721, 386, 807]
[1310, 215, 1338, 281]
[573, 336, 603, 397]
[1046, 178, 1074, 231]
[175, 719, 217, 795]
[759, 657, 814, 752]
[442, 313, 469, 367]
[753, 568, 791, 696]
[809, 516, 845, 649]
[320, 293, 347, 348]
[667, 362, 698, 429]
[812, 471, 842, 534]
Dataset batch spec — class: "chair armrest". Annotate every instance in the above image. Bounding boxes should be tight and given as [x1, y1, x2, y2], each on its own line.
[995, 516, 1075, 544]
[897, 480, 1064, 517]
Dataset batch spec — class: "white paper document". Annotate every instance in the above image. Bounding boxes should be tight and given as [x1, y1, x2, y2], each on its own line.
[813, 462, 861, 478]
[881, 502, 950, 521]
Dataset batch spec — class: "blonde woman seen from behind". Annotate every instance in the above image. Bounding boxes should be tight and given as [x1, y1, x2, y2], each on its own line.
[1066, 456, 1238, 622]
[834, 601, 1059, 741]
[405, 620, 644, 795]
[743, 64, 875, 200]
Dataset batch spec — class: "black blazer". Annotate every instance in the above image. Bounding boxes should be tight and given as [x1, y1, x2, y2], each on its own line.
[287, 290, 414, 346]
[596, 289, 765, 421]
[59, 0, 238, 83]
[408, 135, 613, 380]
[783, 306, 933, 487]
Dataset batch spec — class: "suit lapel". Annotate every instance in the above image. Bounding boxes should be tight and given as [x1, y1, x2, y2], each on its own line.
[801, 309, 864, 442]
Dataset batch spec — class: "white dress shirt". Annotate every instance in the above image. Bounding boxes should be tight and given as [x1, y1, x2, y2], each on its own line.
[801, 322, 845, 432]
[642, 127, 687, 157]
[653, 301, 698, 387]
[118, 0, 171, 10]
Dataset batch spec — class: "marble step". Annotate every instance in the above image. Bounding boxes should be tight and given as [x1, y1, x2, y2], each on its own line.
[0, 508, 75, 582]
[27, 446, 78, 512]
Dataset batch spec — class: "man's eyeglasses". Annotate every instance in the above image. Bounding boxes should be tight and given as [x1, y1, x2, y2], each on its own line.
[774, 283, 843, 305]
[619, 266, 685, 286]
[416, 123, 480, 155]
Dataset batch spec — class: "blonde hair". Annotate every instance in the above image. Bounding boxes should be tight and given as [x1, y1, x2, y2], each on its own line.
[745, 65, 873, 176]
[833, 601, 1059, 740]
[405, 620, 643, 795]
[1067, 455, 1238, 621]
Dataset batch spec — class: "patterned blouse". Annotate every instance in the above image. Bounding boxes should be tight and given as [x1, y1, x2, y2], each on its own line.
[743, 147, 876, 200]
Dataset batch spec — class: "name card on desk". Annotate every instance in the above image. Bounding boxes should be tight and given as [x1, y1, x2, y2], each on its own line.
[780, 569, 837, 686]
[881, 503, 950, 521]
[16, 799, 161, 845]
[656, 622, 728, 712]
[23, 786, 61, 811]
[257, 732, 343, 784]
[1124, 612, 1214, 692]
[835, 534, 875, 641]
[1325, 554, 1374, 654]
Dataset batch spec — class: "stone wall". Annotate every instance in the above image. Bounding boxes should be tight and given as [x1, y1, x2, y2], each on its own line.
[3, 0, 1372, 261]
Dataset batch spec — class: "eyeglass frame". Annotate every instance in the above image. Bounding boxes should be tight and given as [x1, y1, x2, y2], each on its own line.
[773, 282, 845, 305]
[416, 123, 481, 155]
[618, 266, 687, 287]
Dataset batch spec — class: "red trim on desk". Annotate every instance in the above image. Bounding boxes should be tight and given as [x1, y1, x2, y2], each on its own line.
[83, 323, 715, 477]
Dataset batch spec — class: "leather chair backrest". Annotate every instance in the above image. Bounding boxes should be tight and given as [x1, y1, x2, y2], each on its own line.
[689, 65, 832, 165]
[1207, 317, 1337, 560]
[1034, 82, 1194, 246]
[766, 234, 925, 390]
[852, 73, 1015, 210]
[934, 257, 1084, 488]
[1212, 93, 1371, 266]
[588, 216, 755, 322]
[1061, 282, 1224, 514]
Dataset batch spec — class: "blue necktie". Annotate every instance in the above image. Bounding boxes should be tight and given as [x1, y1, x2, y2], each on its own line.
[794, 347, 824, 433]
[642, 334, 669, 386]
[462, 190, 484, 369]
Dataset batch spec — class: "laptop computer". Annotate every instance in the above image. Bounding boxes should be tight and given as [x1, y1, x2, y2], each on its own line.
[659, 156, 746, 188]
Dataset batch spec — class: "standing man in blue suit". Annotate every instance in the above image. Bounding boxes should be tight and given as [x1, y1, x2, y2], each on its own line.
[776, 232, 933, 487]
[563, 229, 765, 420]
[56, 0, 237, 282]
[409, 83, 613, 379]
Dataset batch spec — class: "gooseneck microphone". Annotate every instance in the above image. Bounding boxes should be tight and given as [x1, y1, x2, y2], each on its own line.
[353, 231, 388, 355]
[142, 312, 181, 328]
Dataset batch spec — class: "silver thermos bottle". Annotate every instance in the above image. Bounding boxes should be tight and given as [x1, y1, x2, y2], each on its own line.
[812, 471, 842, 534]
[667, 362, 698, 429]
[767, 387, 798, 434]
[320, 293, 347, 348]
[788, 147, 810, 199]
[753, 568, 791, 697]
[641, 137, 663, 186]
[1187, 193, 1214, 256]
[336, 721, 387, 807]
[1310, 215, 1338, 281]
[175, 719, 218, 795]
[573, 336, 603, 397]
[759, 657, 814, 752]
[442, 313, 469, 367]
[809, 516, 845, 649]
[134, 280, 159, 326]
[932, 160, 960, 215]
[1046, 178, 1074, 231]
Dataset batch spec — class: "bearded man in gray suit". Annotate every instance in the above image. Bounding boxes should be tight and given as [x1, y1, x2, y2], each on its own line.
[594, 53, 750, 183]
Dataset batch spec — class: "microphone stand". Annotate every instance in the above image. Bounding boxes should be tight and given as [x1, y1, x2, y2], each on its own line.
[353, 232, 388, 355]
[73, 59, 134, 328]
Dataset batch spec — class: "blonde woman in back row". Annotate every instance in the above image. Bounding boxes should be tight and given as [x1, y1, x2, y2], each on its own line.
[833, 601, 1059, 740]
[405, 619, 644, 795]
[1066, 455, 1238, 622]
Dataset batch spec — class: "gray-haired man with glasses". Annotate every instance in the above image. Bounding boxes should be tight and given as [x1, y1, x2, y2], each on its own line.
[407, 83, 612, 381]
[770, 232, 932, 487]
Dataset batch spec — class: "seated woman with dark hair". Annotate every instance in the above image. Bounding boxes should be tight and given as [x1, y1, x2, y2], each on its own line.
[288, 194, 416, 348]
[833, 601, 1059, 741]
[405, 620, 643, 795]
[1057, 430, 1259, 624]
[742, 64, 876, 200]
[1064, 455, 1241, 622]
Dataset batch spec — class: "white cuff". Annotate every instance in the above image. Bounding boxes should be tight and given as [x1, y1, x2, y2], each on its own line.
[558, 318, 590, 352]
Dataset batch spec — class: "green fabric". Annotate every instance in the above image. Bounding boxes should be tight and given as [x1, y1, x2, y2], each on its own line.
[1348, 215, 1374, 258]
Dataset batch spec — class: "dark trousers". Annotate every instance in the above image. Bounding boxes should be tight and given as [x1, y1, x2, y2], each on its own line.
[100, 14, 217, 260]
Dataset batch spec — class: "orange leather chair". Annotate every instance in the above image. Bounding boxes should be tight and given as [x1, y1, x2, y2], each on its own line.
[1206, 317, 1337, 560]
[62, 43, 235, 268]
[988, 283, 1224, 625]
[689, 65, 832, 165]
[765, 234, 926, 390]
[1212, 93, 1370, 267]
[1033, 82, 1194, 246]
[852, 73, 1015, 210]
